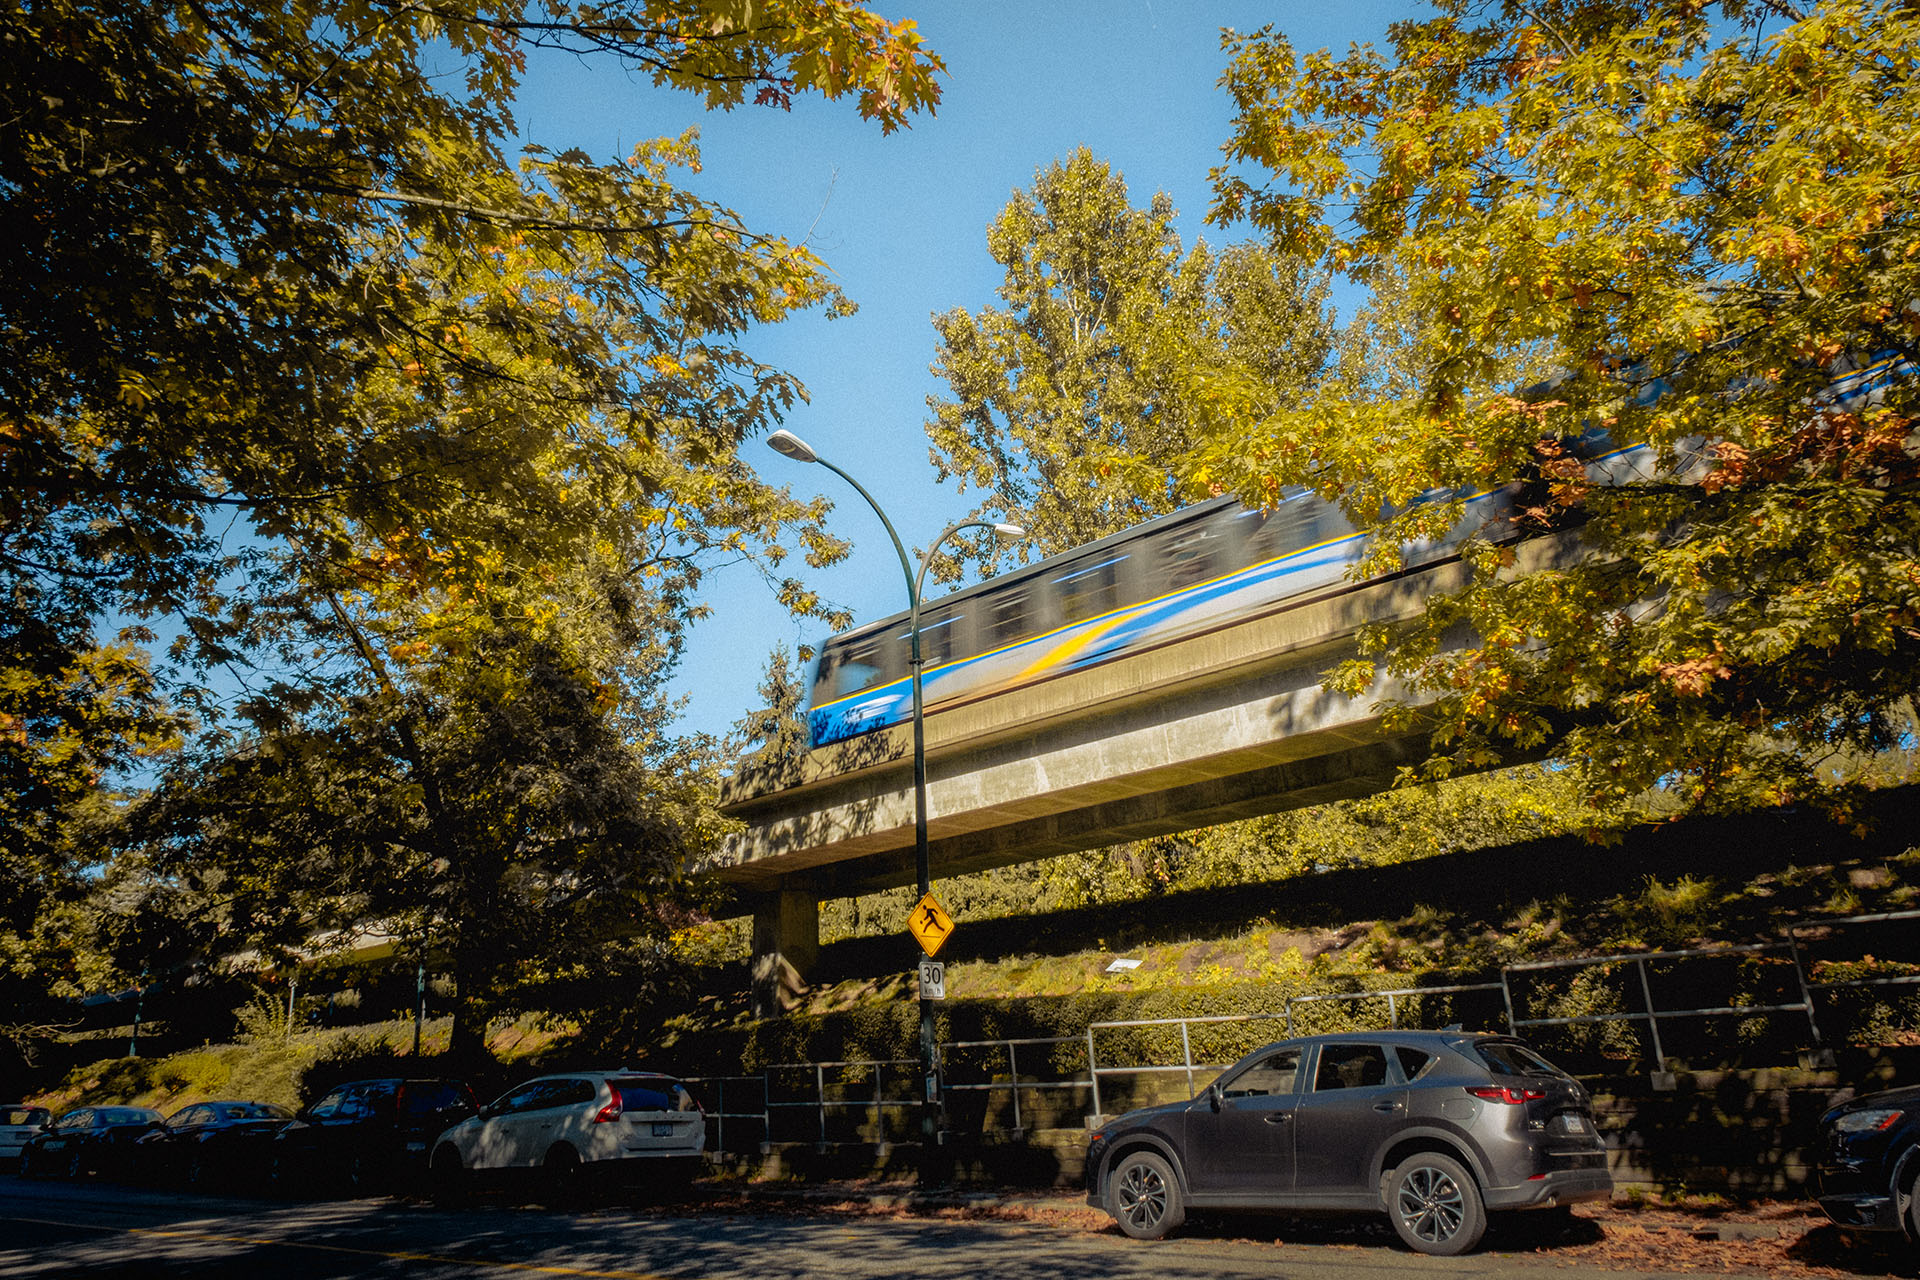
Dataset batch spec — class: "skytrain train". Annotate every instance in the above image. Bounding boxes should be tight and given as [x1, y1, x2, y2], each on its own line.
[802, 450, 1626, 749]
[803, 349, 1912, 748]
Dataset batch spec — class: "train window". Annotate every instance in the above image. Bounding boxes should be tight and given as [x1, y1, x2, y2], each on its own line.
[1054, 555, 1124, 624]
[986, 590, 1031, 648]
[1246, 503, 1302, 560]
[1162, 527, 1220, 590]
[1248, 494, 1343, 560]
[830, 639, 889, 698]
[901, 610, 964, 668]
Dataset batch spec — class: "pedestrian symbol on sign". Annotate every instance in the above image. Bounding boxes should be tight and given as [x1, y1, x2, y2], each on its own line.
[906, 892, 955, 957]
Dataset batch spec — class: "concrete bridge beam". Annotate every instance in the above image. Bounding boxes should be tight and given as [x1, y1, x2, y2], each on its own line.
[749, 887, 819, 1017]
[708, 533, 1577, 1009]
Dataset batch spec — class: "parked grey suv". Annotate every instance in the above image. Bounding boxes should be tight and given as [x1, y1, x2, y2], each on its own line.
[1084, 1030, 1611, 1255]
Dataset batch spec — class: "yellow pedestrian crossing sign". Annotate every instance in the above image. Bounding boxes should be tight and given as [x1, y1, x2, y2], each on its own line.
[907, 892, 955, 958]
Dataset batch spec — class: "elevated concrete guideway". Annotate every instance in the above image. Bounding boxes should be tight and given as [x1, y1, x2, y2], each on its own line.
[705, 533, 1574, 1009]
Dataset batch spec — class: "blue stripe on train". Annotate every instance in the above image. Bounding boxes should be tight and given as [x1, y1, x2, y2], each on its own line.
[807, 535, 1371, 746]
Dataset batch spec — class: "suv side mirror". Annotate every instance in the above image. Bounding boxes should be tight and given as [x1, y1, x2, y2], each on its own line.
[1207, 1083, 1223, 1113]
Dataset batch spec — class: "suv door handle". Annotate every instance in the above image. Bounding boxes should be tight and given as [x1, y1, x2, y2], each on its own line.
[1373, 1101, 1403, 1112]
[1263, 1113, 1292, 1124]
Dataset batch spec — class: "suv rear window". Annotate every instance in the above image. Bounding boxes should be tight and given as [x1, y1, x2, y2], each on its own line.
[610, 1077, 698, 1112]
[399, 1081, 473, 1115]
[1394, 1046, 1435, 1080]
[1, 1108, 48, 1126]
[1473, 1041, 1568, 1078]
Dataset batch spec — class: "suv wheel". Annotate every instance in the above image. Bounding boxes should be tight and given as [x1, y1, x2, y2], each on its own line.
[1388, 1151, 1485, 1256]
[345, 1150, 374, 1197]
[543, 1144, 585, 1207]
[430, 1144, 467, 1206]
[1110, 1151, 1184, 1240]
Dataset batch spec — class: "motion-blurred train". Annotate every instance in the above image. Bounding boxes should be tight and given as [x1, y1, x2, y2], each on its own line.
[804, 350, 1912, 748]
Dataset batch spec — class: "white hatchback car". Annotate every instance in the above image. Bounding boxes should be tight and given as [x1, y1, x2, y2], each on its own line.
[429, 1071, 704, 1198]
[0, 1106, 51, 1165]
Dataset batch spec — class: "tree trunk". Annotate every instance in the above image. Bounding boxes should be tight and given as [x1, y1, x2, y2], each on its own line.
[447, 954, 491, 1065]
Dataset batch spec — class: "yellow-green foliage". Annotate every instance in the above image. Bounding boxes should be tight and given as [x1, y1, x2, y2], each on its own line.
[29, 1017, 446, 1114]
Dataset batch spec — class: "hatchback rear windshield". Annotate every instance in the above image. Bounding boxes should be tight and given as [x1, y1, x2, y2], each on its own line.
[1473, 1041, 1569, 1078]
[0, 1108, 48, 1126]
[610, 1077, 698, 1112]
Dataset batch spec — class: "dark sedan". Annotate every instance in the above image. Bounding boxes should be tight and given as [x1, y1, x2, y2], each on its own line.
[1816, 1082, 1920, 1242]
[1084, 1029, 1611, 1256]
[270, 1077, 477, 1196]
[134, 1100, 294, 1190]
[20, 1105, 165, 1181]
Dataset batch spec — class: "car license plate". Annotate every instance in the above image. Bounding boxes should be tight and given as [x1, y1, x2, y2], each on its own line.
[651, 1122, 673, 1137]
[406, 1141, 427, 1151]
[1558, 1115, 1588, 1134]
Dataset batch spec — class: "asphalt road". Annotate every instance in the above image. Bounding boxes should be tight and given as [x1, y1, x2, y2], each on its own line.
[0, 1177, 1726, 1280]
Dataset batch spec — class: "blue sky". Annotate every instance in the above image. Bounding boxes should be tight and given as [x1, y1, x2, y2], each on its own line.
[512, 1, 1417, 744]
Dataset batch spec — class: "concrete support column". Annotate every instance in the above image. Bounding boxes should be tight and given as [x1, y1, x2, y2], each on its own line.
[750, 887, 819, 1018]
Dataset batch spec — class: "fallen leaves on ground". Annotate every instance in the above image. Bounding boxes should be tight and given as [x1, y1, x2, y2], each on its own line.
[688, 1183, 1919, 1278]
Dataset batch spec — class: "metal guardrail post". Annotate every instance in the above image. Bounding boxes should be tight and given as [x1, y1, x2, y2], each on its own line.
[816, 1062, 828, 1146]
[1007, 1041, 1023, 1134]
[1785, 926, 1830, 1058]
[1634, 959, 1671, 1082]
[1087, 1025, 1102, 1120]
[1500, 969, 1519, 1036]
[1180, 1020, 1196, 1097]
[1388, 991, 1399, 1028]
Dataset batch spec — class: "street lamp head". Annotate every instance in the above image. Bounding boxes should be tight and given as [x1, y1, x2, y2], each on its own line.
[991, 522, 1027, 539]
[765, 429, 818, 464]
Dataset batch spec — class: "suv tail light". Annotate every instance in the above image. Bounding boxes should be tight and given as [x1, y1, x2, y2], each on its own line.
[594, 1096, 622, 1124]
[1468, 1085, 1547, 1105]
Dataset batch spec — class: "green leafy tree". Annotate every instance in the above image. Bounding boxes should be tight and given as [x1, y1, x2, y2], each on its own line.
[126, 564, 734, 1055]
[1197, 0, 1920, 819]
[4, 0, 943, 1037]
[924, 147, 1338, 572]
[2, 0, 940, 789]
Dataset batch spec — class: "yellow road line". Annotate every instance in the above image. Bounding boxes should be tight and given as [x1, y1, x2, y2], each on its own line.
[3, 1215, 672, 1279]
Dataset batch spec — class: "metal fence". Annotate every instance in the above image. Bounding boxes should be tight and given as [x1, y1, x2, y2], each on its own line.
[679, 1074, 766, 1154]
[681, 909, 1918, 1149]
[938, 1035, 1086, 1137]
[1500, 941, 1819, 1082]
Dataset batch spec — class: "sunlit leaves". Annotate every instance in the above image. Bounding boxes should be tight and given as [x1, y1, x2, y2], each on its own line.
[1201, 0, 1920, 818]
[925, 148, 1338, 574]
[2, 0, 940, 1007]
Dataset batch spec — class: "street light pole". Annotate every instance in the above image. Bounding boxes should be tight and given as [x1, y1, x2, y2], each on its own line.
[766, 429, 1023, 1187]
